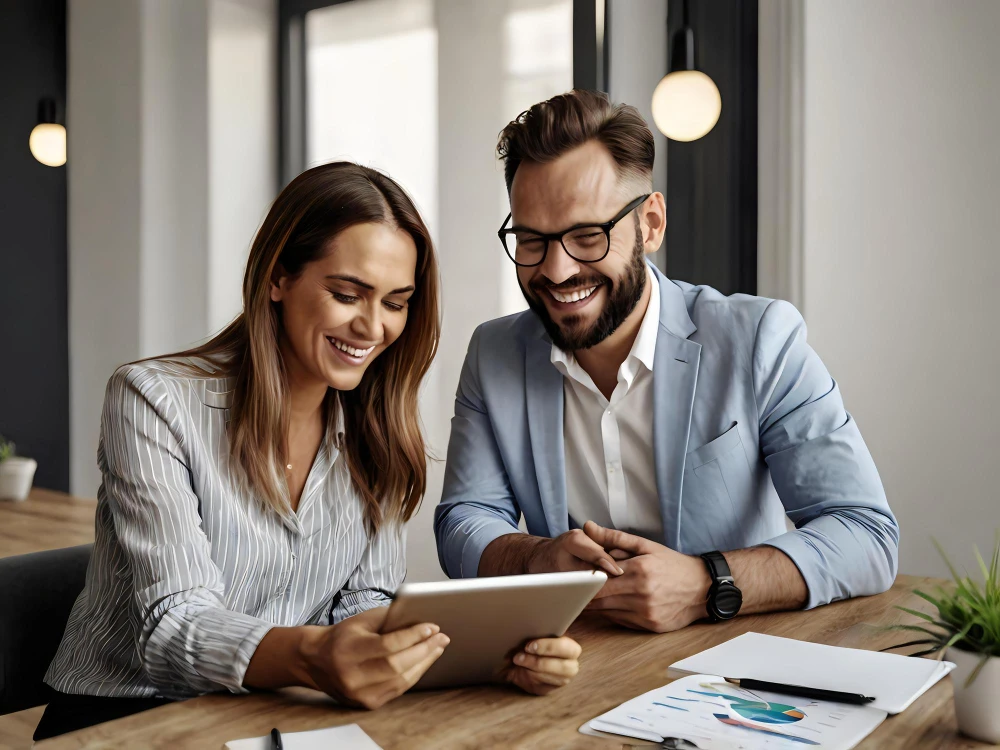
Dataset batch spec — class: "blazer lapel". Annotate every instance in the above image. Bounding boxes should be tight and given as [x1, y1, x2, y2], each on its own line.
[650, 268, 702, 551]
[524, 335, 569, 537]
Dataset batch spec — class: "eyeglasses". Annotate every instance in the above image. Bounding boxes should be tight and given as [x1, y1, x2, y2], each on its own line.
[497, 194, 651, 268]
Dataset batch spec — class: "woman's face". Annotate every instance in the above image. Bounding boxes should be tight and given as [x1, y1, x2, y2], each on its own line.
[270, 221, 418, 392]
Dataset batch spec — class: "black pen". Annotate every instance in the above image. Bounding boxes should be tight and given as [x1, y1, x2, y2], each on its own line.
[270, 727, 283, 750]
[725, 677, 875, 705]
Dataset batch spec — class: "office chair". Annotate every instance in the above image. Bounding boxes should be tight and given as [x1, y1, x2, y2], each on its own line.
[0, 544, 92, 715]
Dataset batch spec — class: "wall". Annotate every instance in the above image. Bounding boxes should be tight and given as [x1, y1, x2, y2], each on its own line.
[209, 0, 278, 333]
[757, 0, 803, 309]
[403, 0, 511, 582]
[801, 0, 1000, 575]
[68, 0, 277, 496]
[140, 0, 210, 358]
[0, 0, 69, 490]
[605, 0, 668, 269]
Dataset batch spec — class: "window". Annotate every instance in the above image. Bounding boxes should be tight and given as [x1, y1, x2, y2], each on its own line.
[306, 0, 438, 234]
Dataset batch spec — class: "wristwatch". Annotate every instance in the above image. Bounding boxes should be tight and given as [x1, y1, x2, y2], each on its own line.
[700, 551, 743, 622]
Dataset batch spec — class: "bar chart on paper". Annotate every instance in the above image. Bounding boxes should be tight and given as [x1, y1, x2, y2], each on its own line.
[584, 674, 888, 749]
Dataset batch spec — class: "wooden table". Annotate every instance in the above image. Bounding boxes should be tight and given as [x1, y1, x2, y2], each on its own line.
[35, 575, 995, 750]
[0, 487, 96, 556]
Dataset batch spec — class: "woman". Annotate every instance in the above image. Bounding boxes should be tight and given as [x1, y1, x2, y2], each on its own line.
[38, 163, 581, 740]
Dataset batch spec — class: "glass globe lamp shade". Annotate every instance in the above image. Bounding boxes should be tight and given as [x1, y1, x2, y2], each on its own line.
[29, 123, 67, 167]
[651, 69, 722, 142]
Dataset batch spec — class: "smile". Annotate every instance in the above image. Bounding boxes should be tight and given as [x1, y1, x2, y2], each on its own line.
[326, 336, 376, 365]
[548, 285, 599, 305]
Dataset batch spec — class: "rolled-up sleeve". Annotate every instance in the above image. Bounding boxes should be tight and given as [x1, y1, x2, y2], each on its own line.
[101, 366, 273, 697]
[752, 301, 900, 608]
[331, 522, 406, 623]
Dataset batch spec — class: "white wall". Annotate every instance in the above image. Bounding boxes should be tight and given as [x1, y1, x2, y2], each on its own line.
[68, 0, 144, 498]
[404, 0, 511, 583]
[800, 0, 1000, 576]
[68, 0, 277, 496]
[757, 0, 803, 309]
[606, 0, 668, 269]
[140, 0, 210, 357]
[209, 0, 278, 333]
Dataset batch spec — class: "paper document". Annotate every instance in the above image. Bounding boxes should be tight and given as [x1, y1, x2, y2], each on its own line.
[223, 723, 382, 750]
[668, 632, 954, 715]
[584, 674, 887, 749]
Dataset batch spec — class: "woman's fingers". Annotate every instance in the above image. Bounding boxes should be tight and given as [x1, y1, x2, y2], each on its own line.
[363, 640, 448, 708]
[379, 642, 447, 703]
[524, 636, 582, 660]
[513, 653, 579, 677]
[400, 642, 446, 685]
[382, 633, 450, 676]
[376, 621, 441, 656]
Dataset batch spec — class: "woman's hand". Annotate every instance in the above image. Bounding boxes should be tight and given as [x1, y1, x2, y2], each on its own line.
[500, 636, 582, 695]
[308, 607, 449, 709]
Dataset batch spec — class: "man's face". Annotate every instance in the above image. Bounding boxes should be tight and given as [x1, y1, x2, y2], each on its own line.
[510, 141, 650, 352]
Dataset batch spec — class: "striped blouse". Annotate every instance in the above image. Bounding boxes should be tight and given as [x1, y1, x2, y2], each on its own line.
[45, 360, 406, 699]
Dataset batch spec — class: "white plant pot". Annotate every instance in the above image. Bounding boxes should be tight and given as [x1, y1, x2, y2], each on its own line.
[0, 457, 37, 501]
[947, 646, 1000, 744]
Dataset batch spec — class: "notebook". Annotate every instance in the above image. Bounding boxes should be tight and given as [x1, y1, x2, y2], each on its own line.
[223, 724, 382, 750]
[668, 632, 955, 715]
[582, 673, 888, 749]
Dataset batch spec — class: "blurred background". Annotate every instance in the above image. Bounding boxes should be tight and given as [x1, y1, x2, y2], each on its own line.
[1, 0, 998, 588]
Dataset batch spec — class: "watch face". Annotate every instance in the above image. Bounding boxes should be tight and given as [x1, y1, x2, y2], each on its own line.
[712, 582, 743, 620]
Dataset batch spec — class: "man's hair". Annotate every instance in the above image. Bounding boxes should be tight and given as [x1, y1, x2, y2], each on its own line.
[496, 89, 655, 194]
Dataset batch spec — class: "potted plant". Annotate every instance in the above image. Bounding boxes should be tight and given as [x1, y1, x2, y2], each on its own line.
[0, 435, 37, 502]
[886, 538, 1000, 743]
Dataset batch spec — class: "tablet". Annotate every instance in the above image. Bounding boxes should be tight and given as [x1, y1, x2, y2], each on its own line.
[381, 570, 607, 690]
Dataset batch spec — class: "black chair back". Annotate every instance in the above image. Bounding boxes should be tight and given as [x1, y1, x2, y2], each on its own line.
[0, 544, 92, 715]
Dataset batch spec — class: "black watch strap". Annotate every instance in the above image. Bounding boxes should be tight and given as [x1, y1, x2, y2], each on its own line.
[700, 551, 743, 621]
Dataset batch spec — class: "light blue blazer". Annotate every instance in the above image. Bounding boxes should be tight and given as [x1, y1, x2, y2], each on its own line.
[434, 263, 899, 608]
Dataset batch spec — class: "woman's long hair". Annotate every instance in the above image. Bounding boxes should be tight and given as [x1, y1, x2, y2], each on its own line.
[163, 162, 440, 532]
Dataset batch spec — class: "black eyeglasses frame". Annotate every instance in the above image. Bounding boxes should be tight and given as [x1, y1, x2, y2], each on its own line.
[497, 194, 651, 267]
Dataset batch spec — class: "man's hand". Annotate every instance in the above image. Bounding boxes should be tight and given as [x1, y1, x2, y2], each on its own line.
[582, 521, 712, 633]
[499, 636, 582, 695]
[527, 528, 625, 577]
[478, 529, 625, 578]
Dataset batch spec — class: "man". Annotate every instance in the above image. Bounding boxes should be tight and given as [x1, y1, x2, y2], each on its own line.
[434, 90, 898, 632]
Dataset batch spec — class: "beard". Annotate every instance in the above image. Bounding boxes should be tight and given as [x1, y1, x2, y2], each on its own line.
[520, 222, 647, 351]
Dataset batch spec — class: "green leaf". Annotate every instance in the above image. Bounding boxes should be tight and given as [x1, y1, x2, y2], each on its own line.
[884, 534, 1000, 658]
[933, 538, 964, 583]
[879, 639, 938, 653]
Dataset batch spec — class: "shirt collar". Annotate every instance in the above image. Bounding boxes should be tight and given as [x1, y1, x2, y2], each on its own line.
[631, 265, 660, 372]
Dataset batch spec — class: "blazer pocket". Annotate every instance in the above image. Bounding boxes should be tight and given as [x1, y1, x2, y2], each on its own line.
[686, 422, 743, 469]
[681, 422, 754, 552]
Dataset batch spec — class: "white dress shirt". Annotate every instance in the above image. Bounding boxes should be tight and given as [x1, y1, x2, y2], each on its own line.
[551, 267, 662, 538]
[45, 360, 405, 699]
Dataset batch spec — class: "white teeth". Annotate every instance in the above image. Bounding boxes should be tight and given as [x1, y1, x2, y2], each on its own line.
[551, 285, 598, 304]
[328, 337, 374, 359]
